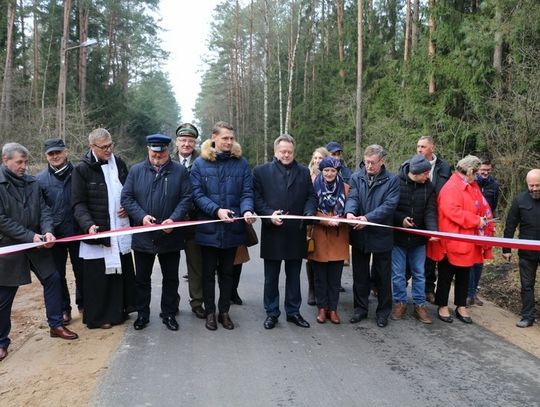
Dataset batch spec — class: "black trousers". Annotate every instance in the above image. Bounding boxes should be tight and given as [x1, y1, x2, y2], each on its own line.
[134, 251, 180, 318]
[435, 257, 470, 307]
[424, 257, 437, 294]
[51, 241, 84, 311]
[519, 256, 539, 320]
[201, 246, 237, 314]
[351, 249, 392, 319]
[312, 260, 343, 311]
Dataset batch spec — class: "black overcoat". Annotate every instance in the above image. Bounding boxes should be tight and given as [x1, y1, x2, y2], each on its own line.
[253, 158, 317, 260]
[0, 167, 56, 286]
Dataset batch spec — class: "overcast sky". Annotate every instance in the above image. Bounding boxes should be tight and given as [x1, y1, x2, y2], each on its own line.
[158, 0, 219, 124]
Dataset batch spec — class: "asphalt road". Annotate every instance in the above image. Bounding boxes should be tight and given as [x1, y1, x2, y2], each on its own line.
[94, 242, 540, 407]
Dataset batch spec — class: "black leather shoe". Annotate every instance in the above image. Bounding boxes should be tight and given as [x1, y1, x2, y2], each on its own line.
[455, 308, 473, 324]
[133, 315, 149, 330]
[264, 316, 278, 329]
[162, 315, 179, 331]
[206, 313, 217, 331]
[437, 308, 453, 323]
[192, 306, 206, 319]
[218, 312, 234, 330]
[516, 318, 534, 328]
[349, 313, 367, 324]
[286, 314, 310, 328]
[376, 317, 388, 328]
[0, 347, 8, 361]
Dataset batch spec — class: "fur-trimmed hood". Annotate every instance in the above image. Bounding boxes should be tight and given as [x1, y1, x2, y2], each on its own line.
[200, 139, 242, 161]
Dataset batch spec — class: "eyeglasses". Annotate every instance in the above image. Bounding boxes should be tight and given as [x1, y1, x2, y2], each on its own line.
[364, 159, 383, 167]
[93, 142, 114, 151]
[177, 137, 196, 144]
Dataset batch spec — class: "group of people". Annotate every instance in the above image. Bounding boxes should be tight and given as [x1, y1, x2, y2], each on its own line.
[0, 125, 539, 362]
[305, 137, 538, 330]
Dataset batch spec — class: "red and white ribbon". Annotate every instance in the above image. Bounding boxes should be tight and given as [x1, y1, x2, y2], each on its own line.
[0, 215, 538, 256]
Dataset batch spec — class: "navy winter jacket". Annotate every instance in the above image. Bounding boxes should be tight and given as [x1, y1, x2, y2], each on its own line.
[121, 158, 192, 253]
[191, 139, 254, 249]
[345, 164, 400, 252]
[36, 163, 78, 238]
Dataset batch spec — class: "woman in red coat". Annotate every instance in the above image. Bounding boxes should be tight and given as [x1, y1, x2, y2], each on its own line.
[428, 155, 494, 324]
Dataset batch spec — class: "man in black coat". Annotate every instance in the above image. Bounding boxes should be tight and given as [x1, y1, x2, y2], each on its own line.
[121, 134, 192, 331]
[253, 134, 317, 330]
[0, 143, 78, 361]
[72, 128, 136, 329]
[503, 169, 540, 328]
[345, 144, 400, 328]
[36, 138, 84, 324]
[390, 155, 437, 324]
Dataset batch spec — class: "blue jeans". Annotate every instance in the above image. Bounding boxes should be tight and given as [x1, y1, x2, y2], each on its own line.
[468, 263, 483, 298]
[392, 245, 426, 305]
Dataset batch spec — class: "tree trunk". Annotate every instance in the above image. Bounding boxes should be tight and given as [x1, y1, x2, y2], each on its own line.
[403, 0, 411, 64]
[336, 0, 345, 78]
[55, 0, 72, 139]
[78, 0, 89, 111]
[277, 40, 283, 135]
[32, 0, 41, 108]
[493, 1, 503, 75]
[18, 0, 28, 80]
[355, 0, 363, 164]
[263, 0, 270, 162]
[284, 1, 300, 134]
[428, 0, 436, 95]
[411, 0, 419, 52]
[0, 0, 16, 132]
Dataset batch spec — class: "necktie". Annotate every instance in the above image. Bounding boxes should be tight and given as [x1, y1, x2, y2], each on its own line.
[182, 158, 187, 167]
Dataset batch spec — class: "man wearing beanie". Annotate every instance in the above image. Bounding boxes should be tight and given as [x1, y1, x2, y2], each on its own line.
[390, 154, 438, 324]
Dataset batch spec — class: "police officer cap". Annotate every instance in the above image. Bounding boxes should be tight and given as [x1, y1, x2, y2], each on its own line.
[146, 134, 171, 152]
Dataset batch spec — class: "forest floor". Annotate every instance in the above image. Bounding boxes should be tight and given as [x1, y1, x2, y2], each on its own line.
[0, 257, 539, 406]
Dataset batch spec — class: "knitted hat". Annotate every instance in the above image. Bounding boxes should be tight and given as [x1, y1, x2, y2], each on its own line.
[409, 154, 432, 175]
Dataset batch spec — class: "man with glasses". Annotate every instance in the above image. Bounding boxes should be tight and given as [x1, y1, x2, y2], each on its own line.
[36, 138, 84, 324]
[121, 135, 192, 331]
[345, 144, 400, 327]
[72, 128, 136, 329]
[468, 158, 499, 306]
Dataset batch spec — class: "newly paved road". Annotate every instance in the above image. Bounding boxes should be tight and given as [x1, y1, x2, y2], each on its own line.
[94, 241, 540, 406]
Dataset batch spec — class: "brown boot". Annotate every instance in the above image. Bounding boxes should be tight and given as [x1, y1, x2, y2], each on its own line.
[390, 303, 407, 320]
[414, 305, 433, 324]
[329, 310, 341, 324]
[316, 308, 327, 324]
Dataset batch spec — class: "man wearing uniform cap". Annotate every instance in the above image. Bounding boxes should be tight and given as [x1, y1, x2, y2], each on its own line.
[174, 123, 206, 319]
[121, 134, 192, 331]
[36, 138, 84, 324]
